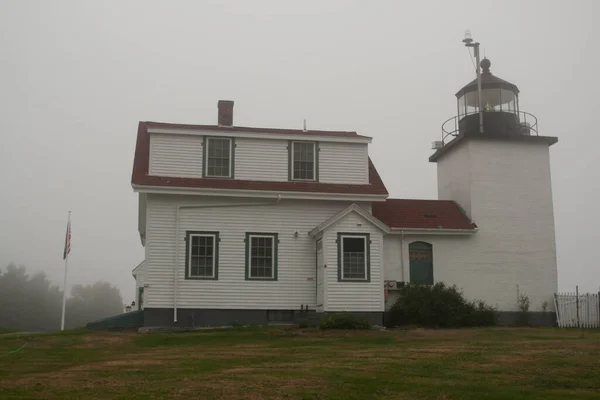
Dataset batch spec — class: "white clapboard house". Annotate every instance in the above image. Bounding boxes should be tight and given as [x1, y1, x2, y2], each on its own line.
[131, 60, 558, 327]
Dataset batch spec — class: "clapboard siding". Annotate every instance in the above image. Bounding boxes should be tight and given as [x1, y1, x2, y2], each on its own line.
[134, 261, 147, 289]
[147, 133, 369, 184]
[319, 142, 368, 184]
[145, 194, 373, 310]
[149, 133, 203, 178]
[234, 138, 288, 181]
[323, 213, 384, 312]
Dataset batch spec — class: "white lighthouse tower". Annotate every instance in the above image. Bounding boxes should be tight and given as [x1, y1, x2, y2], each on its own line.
[430, 35, 559, 320]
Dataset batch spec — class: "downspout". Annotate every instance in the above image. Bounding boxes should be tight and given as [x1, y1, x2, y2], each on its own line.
[399, 230, 405, 282]
[173, 193, 283, 323]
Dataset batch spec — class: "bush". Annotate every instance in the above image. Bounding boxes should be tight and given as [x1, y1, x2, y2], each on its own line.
[516, 293, 531, 326]
[386, 282, 497, 328]
[319, 313, 371, 330]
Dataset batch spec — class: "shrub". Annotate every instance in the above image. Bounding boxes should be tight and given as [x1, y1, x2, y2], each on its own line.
[517, 293, 530, 313]
[465, 300, 499, 326]
[319, 313, 371, 330]
[385, 282, 498, 328]
[516, 293, 531, 326]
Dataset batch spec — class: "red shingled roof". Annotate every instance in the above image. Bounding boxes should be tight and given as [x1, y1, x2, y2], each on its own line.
[131, 122, 388, 196]
[372, 199, 477, 230]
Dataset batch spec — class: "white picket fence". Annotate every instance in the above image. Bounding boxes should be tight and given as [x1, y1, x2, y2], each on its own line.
[554, 291, 600, 328]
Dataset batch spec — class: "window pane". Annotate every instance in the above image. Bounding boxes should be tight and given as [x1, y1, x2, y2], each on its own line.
[481, 89, 502, 112]
[465, 91, 479, 114]
[342, 237, 366, 280]
[190, 235, 214, 277]
[292, 142, 315, 180]
[206, 138, 231, 177]
[458, 94, 466, 117]
[249, 236, 274, 278]
[501, 89, 516, 113]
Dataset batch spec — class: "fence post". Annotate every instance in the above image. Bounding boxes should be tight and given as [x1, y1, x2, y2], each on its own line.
[576, 286, 580, 328]
[553, 293, 559, 327]
[585, 293, 588, 329]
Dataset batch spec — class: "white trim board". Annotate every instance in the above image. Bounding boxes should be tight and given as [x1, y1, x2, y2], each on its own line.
[132, 184, 388, 202]
[309, 203, 390, 236]
[388, 227, 477, 236]
[132, 260, 145, 276]
[147, 127, 372, 144]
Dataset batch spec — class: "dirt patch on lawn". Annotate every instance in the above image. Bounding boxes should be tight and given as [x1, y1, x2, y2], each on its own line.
[400, 347, 461, 358]
[0, 358, 166, 390]
[197, 349, 276, 359]
[73, 334, 133, 349]
[25, 333, 133, 350]
[4, 374, 130, 391]
[71, 359, 165, 370]
[341, 347, 466, 361]
[180, 374, 329, 400]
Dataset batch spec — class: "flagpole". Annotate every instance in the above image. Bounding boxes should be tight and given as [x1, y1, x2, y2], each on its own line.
[60, 211, 71, 331]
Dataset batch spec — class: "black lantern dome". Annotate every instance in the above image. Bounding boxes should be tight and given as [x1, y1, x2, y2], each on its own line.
[441, 58, 538, 143]
[456, 58, 519, 113]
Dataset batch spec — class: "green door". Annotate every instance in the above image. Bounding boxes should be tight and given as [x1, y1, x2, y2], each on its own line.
[138, 287, 144, 310]
[409, 242, 433, 285]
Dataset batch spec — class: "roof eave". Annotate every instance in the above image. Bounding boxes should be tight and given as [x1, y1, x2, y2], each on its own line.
[132, 260, 145, 275]
[132, 184, 388, 202]
[455, 84, 520, 98]
[147, 126, 373, 144]
[309, 203, 390, 237]
[430, 132, 559, 163]
[388, 227, 478, 236]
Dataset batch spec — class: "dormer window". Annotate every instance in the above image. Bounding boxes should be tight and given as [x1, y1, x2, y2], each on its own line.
[204, 137, 234, 178]
[290, 141, 318, 181]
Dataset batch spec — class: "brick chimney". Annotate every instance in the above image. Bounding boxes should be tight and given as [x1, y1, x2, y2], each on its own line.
[217, 100, 234, 126]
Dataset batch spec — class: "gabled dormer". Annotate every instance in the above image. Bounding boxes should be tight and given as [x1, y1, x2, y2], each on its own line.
[132, 100, 388, 202]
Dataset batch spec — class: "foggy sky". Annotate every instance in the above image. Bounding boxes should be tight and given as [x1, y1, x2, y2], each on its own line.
[1, 0, 598, 303]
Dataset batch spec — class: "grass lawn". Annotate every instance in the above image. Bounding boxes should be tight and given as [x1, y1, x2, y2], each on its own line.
[1, 327, 599, 399]
[0, 327, 22, 334]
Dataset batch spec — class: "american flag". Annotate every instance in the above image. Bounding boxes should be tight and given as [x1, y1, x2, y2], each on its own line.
[63, 219, 71, 260]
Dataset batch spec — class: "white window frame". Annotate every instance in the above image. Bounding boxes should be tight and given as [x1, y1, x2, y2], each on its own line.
[205, 137, 233, 178]
[340, 234, 368, 281]
[247, 234, 276, 280]
[188, 233, 217, 278]
[291, 141, 316, 181]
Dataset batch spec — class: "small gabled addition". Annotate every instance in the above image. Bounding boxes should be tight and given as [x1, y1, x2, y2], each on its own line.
[185, 231, 219, 280]
[289, 141, 318, 181]
[203, 136, 234, 178]
[337, 233, 371, 282]
[245, 232, 278, 281]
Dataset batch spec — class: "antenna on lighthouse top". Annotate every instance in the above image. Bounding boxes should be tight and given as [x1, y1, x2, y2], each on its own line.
[462, 29, 484, 135]
[303, 119, 307, 132]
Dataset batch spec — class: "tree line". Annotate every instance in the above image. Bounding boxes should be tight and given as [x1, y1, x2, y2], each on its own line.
[0, 263, 124, 332]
